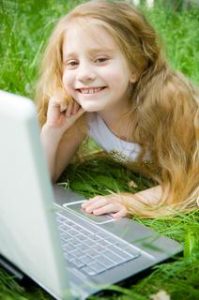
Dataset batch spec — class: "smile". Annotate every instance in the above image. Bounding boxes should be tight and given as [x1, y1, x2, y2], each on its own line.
[77, 87, 106, 94]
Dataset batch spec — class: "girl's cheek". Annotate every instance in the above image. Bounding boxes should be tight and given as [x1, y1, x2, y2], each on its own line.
[62, 70, 73, 85]
[62, 73, 68, 88]
[62, 79, 73, 95]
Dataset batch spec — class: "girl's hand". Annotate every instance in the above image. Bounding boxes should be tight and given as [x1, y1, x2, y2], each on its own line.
[46, 89, 85, 131]
[81, 194, 129, 219]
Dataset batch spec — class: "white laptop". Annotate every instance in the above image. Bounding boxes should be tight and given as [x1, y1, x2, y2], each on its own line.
[0, 90, 182, 300]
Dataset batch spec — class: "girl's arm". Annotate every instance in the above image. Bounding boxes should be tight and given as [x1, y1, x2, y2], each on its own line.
[130, 185, 162, 206]
[81, 185, 163, 219]
[41, 122, 86, 182]
[40, 90, 86, 182]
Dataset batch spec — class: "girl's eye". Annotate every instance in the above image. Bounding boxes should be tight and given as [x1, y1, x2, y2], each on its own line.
[65, 60, 79, 68]
[95, 57, 109, 63]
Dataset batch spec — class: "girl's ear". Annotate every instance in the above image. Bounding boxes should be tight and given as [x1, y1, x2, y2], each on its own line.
[130, 74, 137, 83]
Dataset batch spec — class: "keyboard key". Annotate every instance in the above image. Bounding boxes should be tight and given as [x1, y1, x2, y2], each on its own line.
[107, 245, 130, 258]
[92, 244, 104, 252]
[77, 228, 89, 235]
[64, 220, 75, 226]
[70, 249, 85, 258]
[79, 255, 93, 265]
[70, 238, 81, 247]
[64, 252, 75, 262]
[72, 224, 81, 230]
[86, 249, 99, 258]
[87, 261, 106, 274]
[75, 244, 89, 252]
[76, 234, 87, 241]
[56, 214, 66, 222]
[83, 239, 96, 247]
[81, 266, 96, 276]
[104, 236, 118, 245]
[92, 235, 103, 242]
[123, 245, 140, 257]
[68, 229, 79, 236]
[100, 240, 111, 247]
[103, 249, 125, 264]
[70, 258, 85, 268]
[83, 232, 95, 239]
[62, 243, 74, 252]
[60, 232, 72, 241]
[95, 255, 116, 268]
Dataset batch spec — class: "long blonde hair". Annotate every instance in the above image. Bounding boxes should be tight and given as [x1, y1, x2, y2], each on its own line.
[36, 0, 199, 218]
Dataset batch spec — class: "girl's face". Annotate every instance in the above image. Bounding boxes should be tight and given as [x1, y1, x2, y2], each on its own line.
[62, 21, 132, 113]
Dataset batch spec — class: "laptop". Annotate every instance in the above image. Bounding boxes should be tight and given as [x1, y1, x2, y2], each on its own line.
[0, 90, 182, 300]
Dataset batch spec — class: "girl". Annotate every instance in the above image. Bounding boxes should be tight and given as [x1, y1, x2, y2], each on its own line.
[37, 0, 199, 219]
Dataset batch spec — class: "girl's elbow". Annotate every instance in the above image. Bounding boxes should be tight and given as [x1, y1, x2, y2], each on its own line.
[50, 172, 59, 184]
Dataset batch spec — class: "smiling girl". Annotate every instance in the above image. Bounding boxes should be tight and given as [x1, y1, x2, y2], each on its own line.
[37, 0, 199, 218]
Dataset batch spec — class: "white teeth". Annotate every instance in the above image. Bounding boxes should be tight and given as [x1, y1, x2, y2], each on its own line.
[80, 87, 103, 94]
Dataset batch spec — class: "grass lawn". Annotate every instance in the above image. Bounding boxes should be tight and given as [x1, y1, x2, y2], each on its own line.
[0, 0, 199, 299]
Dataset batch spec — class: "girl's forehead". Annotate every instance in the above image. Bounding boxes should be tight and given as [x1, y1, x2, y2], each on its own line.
[63, 19, 119, 54]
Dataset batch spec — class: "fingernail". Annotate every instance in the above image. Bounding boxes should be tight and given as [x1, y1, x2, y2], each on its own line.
[60, 104, 67, 112]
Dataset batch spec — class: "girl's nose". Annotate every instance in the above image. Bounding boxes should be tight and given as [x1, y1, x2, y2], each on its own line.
[77, 62, 96, 83]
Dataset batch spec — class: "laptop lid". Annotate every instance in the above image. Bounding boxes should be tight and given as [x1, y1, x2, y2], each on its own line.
[0, 90, 71, 300]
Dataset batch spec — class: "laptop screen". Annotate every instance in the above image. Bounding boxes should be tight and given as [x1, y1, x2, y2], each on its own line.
[0, 91, 70, 300]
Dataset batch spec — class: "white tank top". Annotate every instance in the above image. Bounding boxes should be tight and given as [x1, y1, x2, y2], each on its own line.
[87, 113, 142, 163]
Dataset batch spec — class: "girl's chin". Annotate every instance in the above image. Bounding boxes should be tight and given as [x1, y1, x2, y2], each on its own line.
[80, 104, 103, 112]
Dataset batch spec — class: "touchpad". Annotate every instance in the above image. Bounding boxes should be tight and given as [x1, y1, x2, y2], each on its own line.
[63, 200, 115, 224]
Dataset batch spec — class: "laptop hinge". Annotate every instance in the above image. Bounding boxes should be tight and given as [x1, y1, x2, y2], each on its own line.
[0, 254, 24, 280]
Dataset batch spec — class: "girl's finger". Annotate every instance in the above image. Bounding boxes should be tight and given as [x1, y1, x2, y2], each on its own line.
[60, 102, 67, 112]
[93, 203, 121, 215]
[83, 198, 108, 213]
[69, 107, 85, 123]
[62, 108, 84, 131]
[66, 101, 74, 117]
[72, 101, 80, 115]
[46, 101, 61, 126]
[51, 91, 67, 110]
[111, 208, 128, 219]
[81, 196, 103, 208]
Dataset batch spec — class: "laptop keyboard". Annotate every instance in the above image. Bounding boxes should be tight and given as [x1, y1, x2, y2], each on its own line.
[56, 212, 140, 276]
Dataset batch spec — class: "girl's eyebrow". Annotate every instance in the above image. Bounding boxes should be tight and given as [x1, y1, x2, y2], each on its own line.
[88, 47, 115, 54]
[63, 47, 115, 60]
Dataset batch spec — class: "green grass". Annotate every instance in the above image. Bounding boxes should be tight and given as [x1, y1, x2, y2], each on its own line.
[0, 0, 199, 299]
